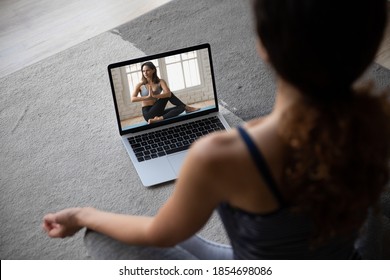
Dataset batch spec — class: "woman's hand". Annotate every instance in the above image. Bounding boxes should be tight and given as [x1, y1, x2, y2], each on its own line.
[42, 208, 83, 238]
[147, 85, 158, 99]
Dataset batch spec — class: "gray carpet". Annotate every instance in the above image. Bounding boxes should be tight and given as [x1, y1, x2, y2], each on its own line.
[0, 31, 242, 260]
[116, 0, 390, 120]
[1, 0, 390, 260]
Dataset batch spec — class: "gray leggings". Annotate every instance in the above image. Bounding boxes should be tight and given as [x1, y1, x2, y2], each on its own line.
[84, 230, 233, 260]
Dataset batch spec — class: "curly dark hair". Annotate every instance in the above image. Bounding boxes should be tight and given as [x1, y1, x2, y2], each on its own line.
[253, 0, 390, 243]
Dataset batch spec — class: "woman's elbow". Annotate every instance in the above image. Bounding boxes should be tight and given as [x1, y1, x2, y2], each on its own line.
[147, 234, 178, 248]
[144, 228, 179, 247]
[153, 238, 177, 248]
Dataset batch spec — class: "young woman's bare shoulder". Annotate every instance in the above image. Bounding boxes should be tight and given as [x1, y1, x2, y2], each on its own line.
[190, 130, 241, 163]
[159, 79, 167, 85]
[135, 81, 143, 89]
[185, 129, 246, 199]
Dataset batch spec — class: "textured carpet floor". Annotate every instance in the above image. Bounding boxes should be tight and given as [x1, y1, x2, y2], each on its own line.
[0, 31, 242, 259]
[115, 0, 390, 120]
[1, 0, 389, 260]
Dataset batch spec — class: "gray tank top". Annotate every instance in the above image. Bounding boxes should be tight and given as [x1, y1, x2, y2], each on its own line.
[140, 84, 163, 97]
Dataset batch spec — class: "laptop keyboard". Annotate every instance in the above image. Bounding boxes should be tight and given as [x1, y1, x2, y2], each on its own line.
[127, 116, 226, 162]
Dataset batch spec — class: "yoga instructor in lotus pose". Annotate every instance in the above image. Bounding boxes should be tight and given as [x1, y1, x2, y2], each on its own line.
[131, 61, 199, 124]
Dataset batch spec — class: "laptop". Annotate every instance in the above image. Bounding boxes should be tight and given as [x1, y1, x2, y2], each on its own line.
[108, 43, 230, 186]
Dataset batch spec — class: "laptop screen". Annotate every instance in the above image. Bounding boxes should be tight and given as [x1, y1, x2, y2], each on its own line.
[108, 44, 219, 135]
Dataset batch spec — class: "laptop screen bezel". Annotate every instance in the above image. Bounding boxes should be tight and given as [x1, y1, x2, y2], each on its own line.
[107, 43, 219, 135]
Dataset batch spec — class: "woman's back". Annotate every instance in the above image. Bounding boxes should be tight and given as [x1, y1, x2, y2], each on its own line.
[201, 109, 361, 259]
[218, 203, 358, 259]
[216, 125, 359, 259]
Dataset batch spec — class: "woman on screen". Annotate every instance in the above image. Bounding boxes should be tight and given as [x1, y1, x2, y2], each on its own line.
[43, 0, 390, 259]
[131, 61, 199, 124]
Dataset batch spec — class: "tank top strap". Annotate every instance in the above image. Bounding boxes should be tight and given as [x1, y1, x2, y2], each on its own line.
[237, 126, 287, 207]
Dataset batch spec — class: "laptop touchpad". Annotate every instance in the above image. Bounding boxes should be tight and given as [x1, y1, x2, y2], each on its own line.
[167, 152, 187, 176]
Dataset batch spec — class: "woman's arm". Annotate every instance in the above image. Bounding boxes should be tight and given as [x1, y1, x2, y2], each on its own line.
[43, 208, 155, 245]
[145, 138, 224, 245]
[43, 134, 225, 247]
[151, 79, 172, 99]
